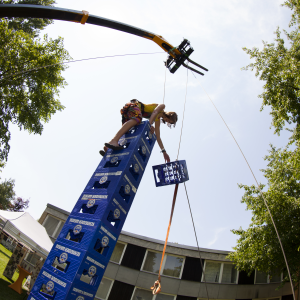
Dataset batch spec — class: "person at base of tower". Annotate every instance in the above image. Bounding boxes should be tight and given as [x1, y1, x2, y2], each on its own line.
[101, 99, 178, 163]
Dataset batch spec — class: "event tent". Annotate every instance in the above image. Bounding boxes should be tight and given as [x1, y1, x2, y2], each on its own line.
[0, 210, 53, 257]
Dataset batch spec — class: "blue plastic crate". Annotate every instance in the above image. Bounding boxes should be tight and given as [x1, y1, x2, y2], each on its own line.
[56, 219, 118, 262]
[29, 268, 71, 300]
[67, 286, 95, 300]
[57, 216, 102, 251]
[99, 197, 129, 235]
[152, 160, 189, 187]
[89, 222, 118, 262]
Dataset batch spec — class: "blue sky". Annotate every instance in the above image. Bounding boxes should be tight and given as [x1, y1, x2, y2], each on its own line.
[1, 0, 294, 251]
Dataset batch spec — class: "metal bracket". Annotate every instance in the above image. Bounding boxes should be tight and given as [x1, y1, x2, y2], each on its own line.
[165, 39, 208, 76]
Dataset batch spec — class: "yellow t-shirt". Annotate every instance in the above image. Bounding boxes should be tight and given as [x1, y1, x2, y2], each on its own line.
[138, 103, 162, 121]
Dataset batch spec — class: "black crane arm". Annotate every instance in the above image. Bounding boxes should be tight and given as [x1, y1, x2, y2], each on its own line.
[0, 4, 208, 75]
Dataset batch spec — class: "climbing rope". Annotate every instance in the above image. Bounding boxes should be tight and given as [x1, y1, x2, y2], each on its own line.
[0, 51, 164, 82]
[151, 183, 179, 294]
[176, 63, 189, 160]
[184, 182, 210, 300]
[162, 56, 168, 104]
[190, 74, 296, 300]
[152, 64, 211, 299]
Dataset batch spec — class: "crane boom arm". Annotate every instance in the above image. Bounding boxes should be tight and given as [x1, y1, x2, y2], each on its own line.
[0, 4, 208, 75]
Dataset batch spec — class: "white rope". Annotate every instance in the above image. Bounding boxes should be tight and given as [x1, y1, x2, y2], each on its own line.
[194, 76, 295, 300]
[176, 63, 189, 160]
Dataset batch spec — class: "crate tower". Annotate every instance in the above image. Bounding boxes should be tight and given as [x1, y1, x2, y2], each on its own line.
[28, 121, 156, 300]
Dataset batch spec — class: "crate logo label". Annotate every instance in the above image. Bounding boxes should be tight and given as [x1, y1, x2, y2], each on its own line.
[106, 152, 129, 158]
[100, 226, 116, 241]
[95, 171, 122, 176]
[101, 236, 109, 247]
[82, 194, 107, 200]
[134, 164, 139, 173]
[88, 266, 97, 277]
[46, 281, 54, 292]
[76, 297, 84, 300]
[70, 218, 95, 227]
[59, 253, 68, 264]
[134, 155, 144, 171]
[86, 199, 95, 208]
[113, 198, 127, 215]
[149, 132, 153, 139]
[99, 176, 107, 184]
[55, 244, 81, 257]
[124, 175, 136, 193]
[110, 156, 118, 163]
[73, 225, 82, 235]
[86, 256, 105, 269]
[141, 138, 150, 154]
[114, 209, 120, 219]
[73, 288, 93, 297]
[125, 184, 130, 194]
[42, 271, 67, 287]
[142, 146, 146, 155]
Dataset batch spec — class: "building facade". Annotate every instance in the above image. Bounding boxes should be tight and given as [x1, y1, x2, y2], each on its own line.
[39, 203, 294, 300]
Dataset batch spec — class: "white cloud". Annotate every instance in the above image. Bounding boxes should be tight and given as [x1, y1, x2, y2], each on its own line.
[207, 227, 228, 247]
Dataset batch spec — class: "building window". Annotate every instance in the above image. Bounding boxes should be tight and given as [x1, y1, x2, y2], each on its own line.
[269, 269, 282, 283]
[95, 277, 113, 300]
[131, 288, 153, 300]
[162, 254, 184, 278]
[142, 250, 162, 274]
[221, 263, 238, 284]
[110, 242, 126, 264]
[24, 252, 40, 266]
[202, 261, 222, 283]
[255, 270, 268, 284]
[142, 250, 184, 279]
[42, 214, 65, 241]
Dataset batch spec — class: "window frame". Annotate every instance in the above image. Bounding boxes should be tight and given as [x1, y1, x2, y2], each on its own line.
[201, 260, 239, 284]
[24, 251, 40, 267]
[94, 276, 114, 300]
[220, 261, 239, 284]
[42, 214, 65, 239]
[255, 269, 283, 284]
[141, 249, 185, 279]
[109, 241, 127, 264]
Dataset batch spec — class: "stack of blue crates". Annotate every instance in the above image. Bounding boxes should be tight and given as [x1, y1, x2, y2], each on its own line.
[28, 121, 156, 300]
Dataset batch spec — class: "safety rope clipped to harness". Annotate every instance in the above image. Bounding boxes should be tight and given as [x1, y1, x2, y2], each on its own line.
[150, 183, 179, 294]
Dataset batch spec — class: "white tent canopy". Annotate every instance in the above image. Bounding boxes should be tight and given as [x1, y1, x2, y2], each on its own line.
[0, 210, 53, 257]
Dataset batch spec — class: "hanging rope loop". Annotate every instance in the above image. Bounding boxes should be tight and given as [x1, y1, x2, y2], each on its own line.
[150, 279, 161, 295]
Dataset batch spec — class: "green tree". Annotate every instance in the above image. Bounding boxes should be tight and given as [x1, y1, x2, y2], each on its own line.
[0, 178, 15, 210]
[0, 0, 71, 161]
[242, 0, 300, 141]
[229, 0, 300, 292]
[1, 0, 56, 36]
[228, 146, 300, 287]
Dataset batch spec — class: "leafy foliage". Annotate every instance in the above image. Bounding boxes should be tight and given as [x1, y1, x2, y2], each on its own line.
[242, 0, 300, 142]
[0, 178, 15, 210]
[228, 146, 300, 287]
[0, 0, 56, 36]
[0, 164, 29, 211]
[0, 16, 71, 161]
[8, 197, 29, 211]
[230, 1, 300, 290]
